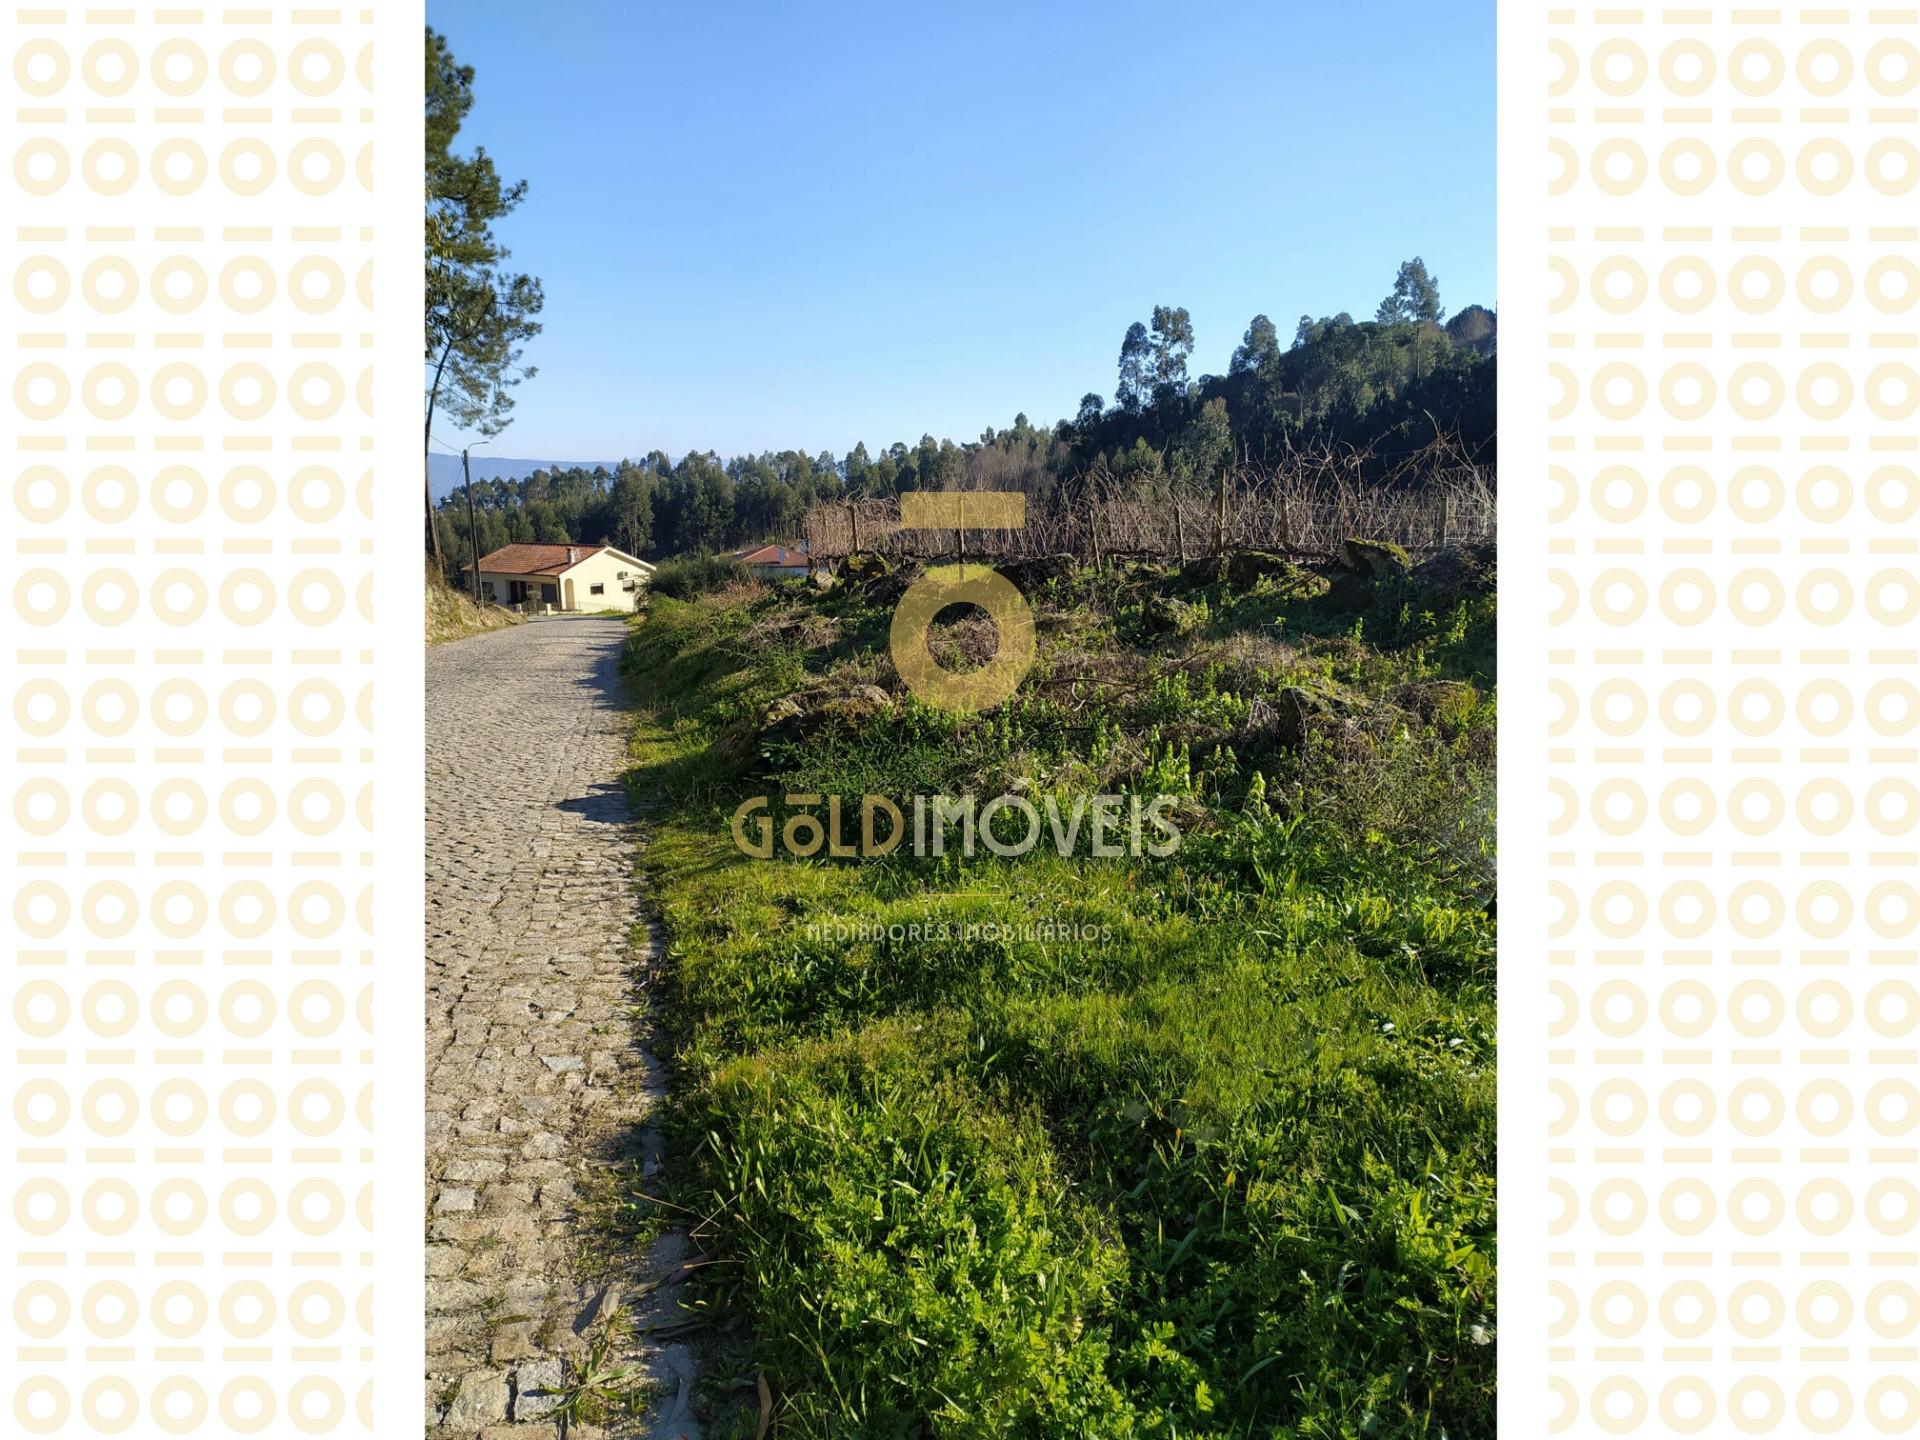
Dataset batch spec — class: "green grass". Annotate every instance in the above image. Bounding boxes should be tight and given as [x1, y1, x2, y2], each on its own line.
[622, 554, 1496, 1439]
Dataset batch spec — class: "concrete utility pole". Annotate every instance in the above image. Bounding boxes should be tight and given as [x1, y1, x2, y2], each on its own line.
[462, 441, 489, 605]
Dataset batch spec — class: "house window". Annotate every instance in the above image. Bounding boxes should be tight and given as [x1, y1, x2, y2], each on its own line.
[590, 582, 605, 595]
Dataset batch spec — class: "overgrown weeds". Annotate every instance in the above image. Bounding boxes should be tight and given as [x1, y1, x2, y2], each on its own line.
[624, 550, 1495, 1439]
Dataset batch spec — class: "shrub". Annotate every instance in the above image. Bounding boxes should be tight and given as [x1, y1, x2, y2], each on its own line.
[649, 552, 755, 600]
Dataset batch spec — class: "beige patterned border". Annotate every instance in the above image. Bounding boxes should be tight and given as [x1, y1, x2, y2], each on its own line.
[1512, 5, 1920, 1435]
[4, 8, 420, 1435]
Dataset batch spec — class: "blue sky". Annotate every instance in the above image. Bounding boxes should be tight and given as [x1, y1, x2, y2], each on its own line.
[428, 0, 1492, 462]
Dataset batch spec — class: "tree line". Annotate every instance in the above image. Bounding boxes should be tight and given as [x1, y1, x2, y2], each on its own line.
[423, 31, 1493, 579]
[433, 264, 1493, 577]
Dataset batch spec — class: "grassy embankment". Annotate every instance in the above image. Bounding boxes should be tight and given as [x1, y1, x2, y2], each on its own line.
[425, 568, 523, 645]
[621, 543, 1496, 1439]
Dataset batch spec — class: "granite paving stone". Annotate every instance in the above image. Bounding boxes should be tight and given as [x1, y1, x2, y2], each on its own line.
[425, 619, 701, 1439]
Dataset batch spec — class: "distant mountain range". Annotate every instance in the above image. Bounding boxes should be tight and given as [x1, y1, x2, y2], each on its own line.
[427, 453, 618, 501]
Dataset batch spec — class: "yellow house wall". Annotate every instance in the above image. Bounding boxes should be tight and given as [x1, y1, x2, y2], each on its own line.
[555, 548, 649, 612]
[474, 552, 649, 613]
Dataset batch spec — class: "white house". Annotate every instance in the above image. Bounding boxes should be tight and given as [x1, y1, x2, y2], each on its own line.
[463, 542, 655, 613]
[734, 542, 810, 581]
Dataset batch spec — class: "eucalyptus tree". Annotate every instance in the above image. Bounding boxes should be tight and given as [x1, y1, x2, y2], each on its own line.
[1376, 256, 1442, 326]
[1229, 314, 1281, 377]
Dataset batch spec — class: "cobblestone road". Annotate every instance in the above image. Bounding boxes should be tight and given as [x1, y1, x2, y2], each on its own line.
[426, 619, 700, 1439]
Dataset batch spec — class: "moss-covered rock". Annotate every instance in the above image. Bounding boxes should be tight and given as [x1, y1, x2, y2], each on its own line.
[1141, 594, 1204, 636]
[751, 696, 809, 754]
[1254, 683, 1368, 749]
[840, 552, 894, 589]
[1323, 541, 1413, 611]
[1222, 550, 1284, 586]
[1339, 538, 1412, 578]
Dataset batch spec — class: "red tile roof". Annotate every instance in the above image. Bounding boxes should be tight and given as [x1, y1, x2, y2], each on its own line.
[469, 542, 605, 576]
[737, 543, 809, 568]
